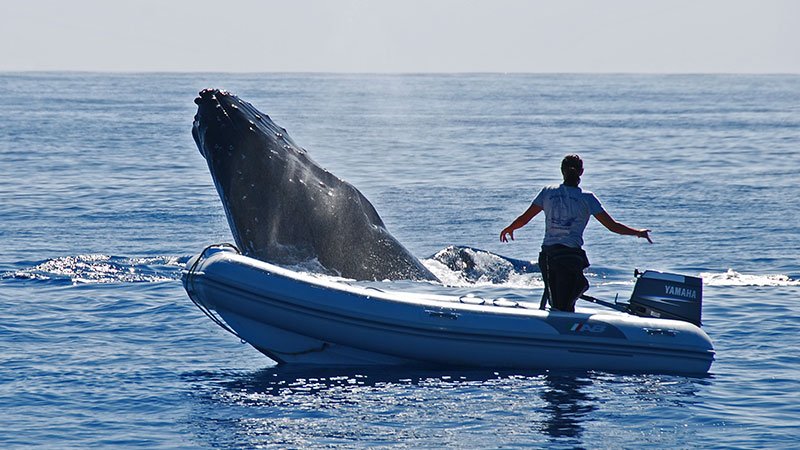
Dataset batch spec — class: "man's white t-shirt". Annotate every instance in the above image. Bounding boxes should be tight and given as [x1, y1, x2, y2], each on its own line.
[532, 184, 605, 248]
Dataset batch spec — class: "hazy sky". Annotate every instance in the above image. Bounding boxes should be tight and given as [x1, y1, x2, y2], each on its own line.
[2, 0, 797, 73]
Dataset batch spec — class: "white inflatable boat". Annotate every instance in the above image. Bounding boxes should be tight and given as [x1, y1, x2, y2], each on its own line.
[183, 245, 715, 374]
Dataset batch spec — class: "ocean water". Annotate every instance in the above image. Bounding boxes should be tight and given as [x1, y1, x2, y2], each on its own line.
[1, 73, 799, 448]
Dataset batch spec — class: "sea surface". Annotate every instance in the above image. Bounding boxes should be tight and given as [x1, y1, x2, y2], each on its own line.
[1, 73, 799, 448]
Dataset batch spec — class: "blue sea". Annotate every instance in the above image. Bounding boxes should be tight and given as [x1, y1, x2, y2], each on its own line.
[1, 73, 799, 448]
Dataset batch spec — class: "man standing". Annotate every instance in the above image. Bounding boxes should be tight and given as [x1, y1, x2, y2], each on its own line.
[500, 155, 652, 312]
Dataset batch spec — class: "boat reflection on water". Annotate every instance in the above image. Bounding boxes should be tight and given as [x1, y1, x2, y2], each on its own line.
[183, 366, 708, 447]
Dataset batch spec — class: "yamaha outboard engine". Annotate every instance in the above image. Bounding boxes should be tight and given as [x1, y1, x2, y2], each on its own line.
[627, 270, 703, 326]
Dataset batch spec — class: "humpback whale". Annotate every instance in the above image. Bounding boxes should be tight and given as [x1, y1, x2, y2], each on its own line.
[192, 89, 438, 282]
[430, 245, 539, 283]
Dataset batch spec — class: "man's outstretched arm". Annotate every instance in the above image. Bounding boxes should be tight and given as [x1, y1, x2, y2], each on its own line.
[594, 211, 653, 243]
[500, 204, 543, 242]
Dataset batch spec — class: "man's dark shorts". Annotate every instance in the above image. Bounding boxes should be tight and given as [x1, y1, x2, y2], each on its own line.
[539, 244, 590, 313]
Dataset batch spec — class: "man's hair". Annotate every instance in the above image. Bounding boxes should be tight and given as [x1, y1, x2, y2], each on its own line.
[561, 154, 583, 186]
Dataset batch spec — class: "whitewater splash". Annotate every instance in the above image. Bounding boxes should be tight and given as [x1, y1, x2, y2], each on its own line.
[701, 269, 800, 287]
[4, 255, 186, 284]
[3, 251, 797, 289]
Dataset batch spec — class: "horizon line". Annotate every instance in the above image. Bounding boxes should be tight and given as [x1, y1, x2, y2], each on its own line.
[2, 70, 799, 76]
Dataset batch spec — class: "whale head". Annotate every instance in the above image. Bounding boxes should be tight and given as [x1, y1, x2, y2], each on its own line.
[191, 88, 321, 261]
[191, 89, 438, 281]
[192, 88, 303, 175]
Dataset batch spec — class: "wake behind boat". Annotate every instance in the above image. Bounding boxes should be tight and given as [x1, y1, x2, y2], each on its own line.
[183, 245, 715, 374]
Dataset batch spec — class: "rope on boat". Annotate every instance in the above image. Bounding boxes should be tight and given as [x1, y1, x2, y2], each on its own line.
[184, 243, 246, 341]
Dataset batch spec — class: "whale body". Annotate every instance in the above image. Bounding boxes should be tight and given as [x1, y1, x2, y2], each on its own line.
[191, 89, 438, 282]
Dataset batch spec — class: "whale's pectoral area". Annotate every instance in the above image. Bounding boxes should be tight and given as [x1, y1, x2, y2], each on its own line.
[192, 89, 439, 282]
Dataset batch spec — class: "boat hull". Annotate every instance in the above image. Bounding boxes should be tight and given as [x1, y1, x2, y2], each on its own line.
[183, 246, 715, 374]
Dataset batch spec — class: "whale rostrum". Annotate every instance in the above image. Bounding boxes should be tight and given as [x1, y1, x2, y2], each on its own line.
[192, 89, 439, 282]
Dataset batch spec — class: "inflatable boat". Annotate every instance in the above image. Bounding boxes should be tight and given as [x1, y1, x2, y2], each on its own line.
[182, 245, 715, 374]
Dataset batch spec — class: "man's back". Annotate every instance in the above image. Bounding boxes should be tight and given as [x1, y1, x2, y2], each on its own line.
[533, 184, 604, 248]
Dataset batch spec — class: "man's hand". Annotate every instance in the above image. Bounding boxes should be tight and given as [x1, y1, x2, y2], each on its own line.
[500, 227, 515, 242]
[637, 229, 653, 244]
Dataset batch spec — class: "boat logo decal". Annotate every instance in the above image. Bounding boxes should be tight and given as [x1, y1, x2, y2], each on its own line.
[545, 317, 627, 339]
[570, 322, 607, 333]
[664, 284, 698, 299]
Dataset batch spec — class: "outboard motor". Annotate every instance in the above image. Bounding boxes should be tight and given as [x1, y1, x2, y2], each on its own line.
[627, 270, 703, 326]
